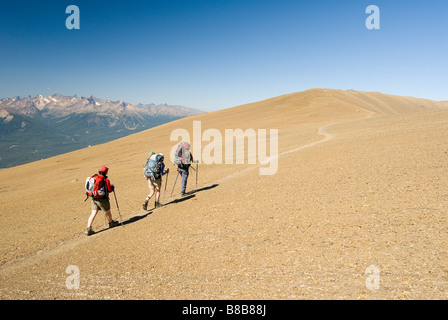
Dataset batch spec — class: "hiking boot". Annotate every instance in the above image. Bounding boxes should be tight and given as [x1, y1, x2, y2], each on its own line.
[85, 227, 95, 236]
[109, 220, 119, 228]
[142, 202, 148, 210]
[155, 201, 163, 208]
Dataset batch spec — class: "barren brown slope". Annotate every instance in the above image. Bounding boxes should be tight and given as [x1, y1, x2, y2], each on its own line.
[0, 89, 447, 299]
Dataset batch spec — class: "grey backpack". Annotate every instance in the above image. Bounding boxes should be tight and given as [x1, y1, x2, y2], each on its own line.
[173, 142, 191, 165]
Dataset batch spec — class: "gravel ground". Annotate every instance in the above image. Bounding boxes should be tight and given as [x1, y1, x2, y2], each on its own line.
[1, 89, 447, 299]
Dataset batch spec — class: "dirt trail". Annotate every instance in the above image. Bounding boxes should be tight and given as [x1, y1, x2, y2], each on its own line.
[218, 108, 375, 184]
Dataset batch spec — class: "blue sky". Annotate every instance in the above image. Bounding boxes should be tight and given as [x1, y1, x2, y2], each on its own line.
[0, 0, 446, 111]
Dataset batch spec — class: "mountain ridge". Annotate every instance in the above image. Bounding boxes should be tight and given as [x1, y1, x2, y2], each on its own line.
[0, 93, 204, 118]
[0, 94, 205, 168]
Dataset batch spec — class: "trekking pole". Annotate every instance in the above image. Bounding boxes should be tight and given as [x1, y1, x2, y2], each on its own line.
[170, 171, 179, 197]
[163, 171, 169, 203]
[113, 191, 124, 226]
[195, 162, 198, 192]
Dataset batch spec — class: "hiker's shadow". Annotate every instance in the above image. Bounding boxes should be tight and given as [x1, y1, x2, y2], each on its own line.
[122, 210, 153, 225]
[93, 210, 153, 235]
[122, 194, 198, 226]
[186, 183, 219, 196]
[120, 194, 197, 227]
[93, 184, 219, 233]
[164, 193, 196, 205]
[163, 184, 219, 205]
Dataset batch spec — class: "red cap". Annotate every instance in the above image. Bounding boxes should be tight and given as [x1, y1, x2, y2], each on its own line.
[99, 166, 109, 174]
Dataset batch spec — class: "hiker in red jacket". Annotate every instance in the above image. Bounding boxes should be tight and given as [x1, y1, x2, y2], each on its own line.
[85, 166, 119, 236]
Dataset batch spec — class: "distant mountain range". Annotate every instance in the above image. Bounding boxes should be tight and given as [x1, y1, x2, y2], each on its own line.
[0, 94, 204, 168]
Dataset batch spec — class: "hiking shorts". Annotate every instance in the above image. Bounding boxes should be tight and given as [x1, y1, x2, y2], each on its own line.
[91, 198, 111, 211]
[147, 176, 162, 190]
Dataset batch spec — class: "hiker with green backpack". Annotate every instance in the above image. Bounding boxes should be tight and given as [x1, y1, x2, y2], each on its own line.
[143, 152, 169, 210]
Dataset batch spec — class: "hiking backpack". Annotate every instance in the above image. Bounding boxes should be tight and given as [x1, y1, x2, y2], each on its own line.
[173, 142, 191, 165]
[85, 174, 108, 199]
[144, 153, 164, 179]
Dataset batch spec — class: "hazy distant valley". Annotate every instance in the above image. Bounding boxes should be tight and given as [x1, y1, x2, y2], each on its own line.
[0, 94, 204, 168]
